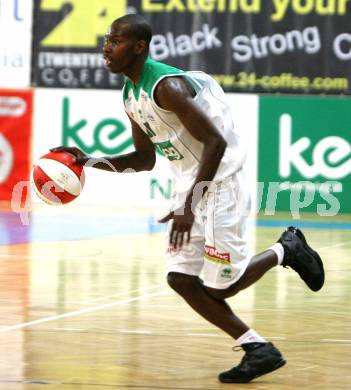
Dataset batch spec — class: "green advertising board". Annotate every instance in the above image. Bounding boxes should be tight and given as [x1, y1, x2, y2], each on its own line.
[258, 95, 351, 215]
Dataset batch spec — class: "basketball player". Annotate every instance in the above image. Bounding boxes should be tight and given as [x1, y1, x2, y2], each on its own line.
[52, 14, 324, 383]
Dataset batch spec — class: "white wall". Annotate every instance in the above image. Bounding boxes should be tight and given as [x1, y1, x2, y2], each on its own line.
[0, 0, 33, 87]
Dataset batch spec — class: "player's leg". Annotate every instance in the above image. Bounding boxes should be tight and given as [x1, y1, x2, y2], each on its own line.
[166, 176, 285, 383]
[200, 166, 324, 301]
[204, 248, 280, 299]
[199, 173, 323, 383]
[167, 271, 249, 338]
[167, 266, 285, 384]
[205, 226, 325, 384]
[168, 271, 286, 383]
[198, 173, 286, 383]
[165, 191, 254, 339]
[204, 225, 325, 300]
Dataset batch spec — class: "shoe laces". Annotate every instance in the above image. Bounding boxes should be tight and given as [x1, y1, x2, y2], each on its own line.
[231, 346, 250, 369]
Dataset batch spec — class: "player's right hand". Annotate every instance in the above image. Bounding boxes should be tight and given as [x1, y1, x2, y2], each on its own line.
[159, 208, 194, 250]
[50, 146, 89, 164]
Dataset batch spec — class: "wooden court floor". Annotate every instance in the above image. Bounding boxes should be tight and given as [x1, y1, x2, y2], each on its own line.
[0, 204, 350, 389]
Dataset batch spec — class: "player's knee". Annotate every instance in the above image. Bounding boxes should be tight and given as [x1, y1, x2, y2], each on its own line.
[204, 285, 233, 300]
[167, 272, 197, 296]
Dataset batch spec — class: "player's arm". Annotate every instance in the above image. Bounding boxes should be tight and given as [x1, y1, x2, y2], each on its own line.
[156, 77, 227, 210]
[80, 115, 156, 172]
[51, 116, 156, 173]
[156, 77, 227, 248]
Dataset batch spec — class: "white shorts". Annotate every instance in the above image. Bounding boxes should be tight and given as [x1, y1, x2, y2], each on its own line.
[166, 169, 252, 289]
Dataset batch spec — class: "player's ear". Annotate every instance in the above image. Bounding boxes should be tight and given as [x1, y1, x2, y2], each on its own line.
[135, 40, 147, 54]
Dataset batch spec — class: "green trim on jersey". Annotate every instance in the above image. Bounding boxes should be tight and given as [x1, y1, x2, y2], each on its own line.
[123, 57, 185, 102]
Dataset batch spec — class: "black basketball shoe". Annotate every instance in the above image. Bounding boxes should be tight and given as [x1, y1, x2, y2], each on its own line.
[278, 226, 324, 291]
[218, 342, 286, 383]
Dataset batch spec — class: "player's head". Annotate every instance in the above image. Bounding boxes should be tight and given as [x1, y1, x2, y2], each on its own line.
[103, 14, 152, 74]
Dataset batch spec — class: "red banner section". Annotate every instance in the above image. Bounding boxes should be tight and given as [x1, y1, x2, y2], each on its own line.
[0, 90, 33, 201]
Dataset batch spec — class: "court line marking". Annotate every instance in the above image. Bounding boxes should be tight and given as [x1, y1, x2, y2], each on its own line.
[0, 250, 103, 260]
[1, 240, 350, 261]
[80, 284, 165, 304]
[185, 333, 286, 340]
[321, 339, 351, 343]
[1, 240, 349, 261]
[120, 330, 152, 335]
[144, 313, 198, 322]
[187, 333, 221, 337]
[296, 365, 319, 371]
[254, 308, 351, 316]
[317, 240, 351, 251]
[0, 290, 171, 333]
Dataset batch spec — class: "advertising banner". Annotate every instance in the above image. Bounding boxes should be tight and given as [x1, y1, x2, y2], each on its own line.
[32, 89, 258, 207]
[32, 0, 351, 94]
[258, 95, 351, 215]
[32, 88, 172, 207]
[0, 90, 33, 201]
[0, 0, 33, 87]
[139, 0, 351, 95]
[31, 0, 129, 89]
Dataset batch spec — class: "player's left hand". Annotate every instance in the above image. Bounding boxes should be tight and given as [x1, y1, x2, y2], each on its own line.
[158, 208, 194, 250]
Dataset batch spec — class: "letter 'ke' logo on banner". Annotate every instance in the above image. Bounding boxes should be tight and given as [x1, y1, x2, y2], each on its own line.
[40, 0, 127, 47]
[258, 95, 351, 213]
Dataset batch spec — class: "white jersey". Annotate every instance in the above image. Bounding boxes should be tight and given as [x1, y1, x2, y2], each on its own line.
[123, 57, 246, 194]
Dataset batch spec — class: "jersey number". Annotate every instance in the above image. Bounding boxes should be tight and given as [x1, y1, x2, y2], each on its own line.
[156, 141, 184, 161]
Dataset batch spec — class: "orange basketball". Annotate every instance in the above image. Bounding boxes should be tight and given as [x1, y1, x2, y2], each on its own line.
[31, 151, 85, 205]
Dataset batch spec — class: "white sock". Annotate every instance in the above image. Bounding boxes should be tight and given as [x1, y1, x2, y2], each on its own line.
[236, 329, 266, 346]
[269, 243, 285, 265]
